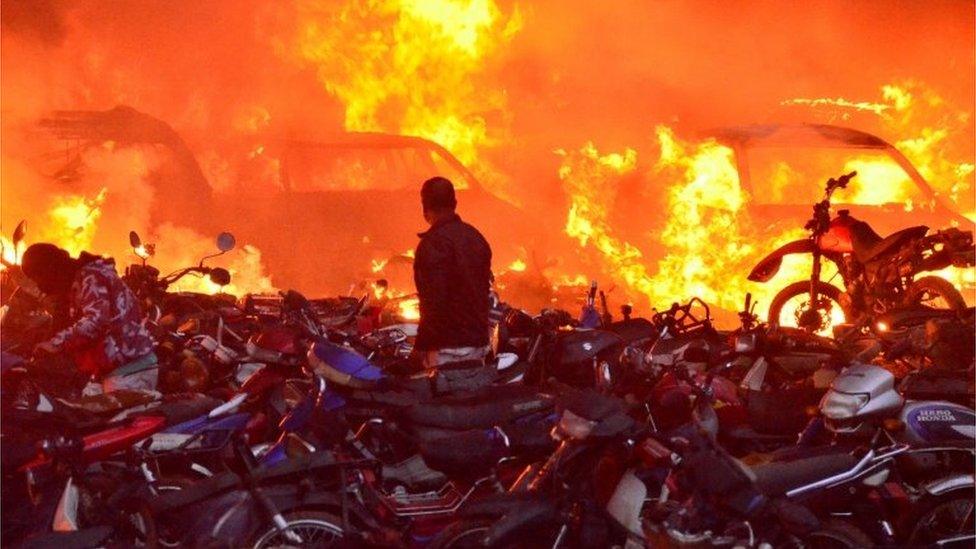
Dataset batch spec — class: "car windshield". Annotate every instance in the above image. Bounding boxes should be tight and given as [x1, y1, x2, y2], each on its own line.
[745, 147, 936, 212]
[284, 144, 469, 192]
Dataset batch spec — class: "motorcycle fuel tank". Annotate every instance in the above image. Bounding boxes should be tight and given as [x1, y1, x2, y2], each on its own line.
[816, 213, 856, 254]
[899, 400, 976, 445]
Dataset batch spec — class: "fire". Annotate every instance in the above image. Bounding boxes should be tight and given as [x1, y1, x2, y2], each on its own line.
[786, 82, 975, 211]
[46, 189, 108, 257]
[560, 130, 817, 324]
[507, 258, 527, 272]
[283, 0, 521, 199]
[398, 296, 421, 321]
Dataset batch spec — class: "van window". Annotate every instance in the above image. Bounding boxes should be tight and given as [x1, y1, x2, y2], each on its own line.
[284, 144, 470, 192]
[747, 147, 933, 211]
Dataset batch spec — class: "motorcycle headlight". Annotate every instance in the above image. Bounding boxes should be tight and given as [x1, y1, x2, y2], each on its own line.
[820, 391, 870, 420]
[734, 333, 757, 353]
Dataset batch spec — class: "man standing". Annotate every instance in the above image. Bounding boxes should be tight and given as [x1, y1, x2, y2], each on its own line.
[413, 176, 493, 392]
[21, 243, 157, 392]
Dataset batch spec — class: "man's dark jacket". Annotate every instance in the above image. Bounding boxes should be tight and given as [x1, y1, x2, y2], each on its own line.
[413, 214, 492, 350]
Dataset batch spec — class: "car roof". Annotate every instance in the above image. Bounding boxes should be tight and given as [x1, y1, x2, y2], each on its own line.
[708, 124, 890, 149]
[273, 133, 483, 192]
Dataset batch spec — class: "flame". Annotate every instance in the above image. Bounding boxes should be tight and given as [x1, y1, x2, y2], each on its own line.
[507, 258, 527, 272]
[398, 296, 420, 320]
[45, 189, 108, 257]
[560, 129, 823, 326]
[288, 0, 520, 167]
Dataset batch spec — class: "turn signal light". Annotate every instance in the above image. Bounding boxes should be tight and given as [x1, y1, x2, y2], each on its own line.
[883, 419, 905, 432]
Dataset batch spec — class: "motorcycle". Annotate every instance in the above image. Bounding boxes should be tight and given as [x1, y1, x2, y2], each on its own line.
[748, 171, 974, 333]
[797, 361, 975, 545]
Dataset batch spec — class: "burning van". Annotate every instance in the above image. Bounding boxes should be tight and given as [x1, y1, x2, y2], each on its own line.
[710, 124, 972, 235]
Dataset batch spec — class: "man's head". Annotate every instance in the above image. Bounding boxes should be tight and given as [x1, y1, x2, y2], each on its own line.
[420, 176, 457, 225]
[22, 243, 78, 295]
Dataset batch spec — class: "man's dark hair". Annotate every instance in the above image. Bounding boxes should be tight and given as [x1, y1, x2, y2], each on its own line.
[22, 243, 77, 295]
[421, 177, 457, 212]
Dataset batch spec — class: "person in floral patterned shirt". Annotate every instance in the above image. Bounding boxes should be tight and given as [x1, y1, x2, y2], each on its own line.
[21, 243, 157, 392]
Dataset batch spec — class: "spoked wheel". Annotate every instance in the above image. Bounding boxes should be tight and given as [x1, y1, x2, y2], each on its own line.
[904, 275, 968, 311]
[428, 519, 555, 549]
[908, 492, 975, 548]
[767, 281, 848, 335]
[428, 520, 492, 549]
[249, 511, 345, 548]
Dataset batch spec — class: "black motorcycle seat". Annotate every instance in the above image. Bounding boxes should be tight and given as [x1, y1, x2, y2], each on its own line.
[18, 526, 113, 549]
[751, 451, 858, 496]
[405, 385, 553, 430]
[134, 395, 224, 425]
[858, 225, 929, 264]
[419, 429, 506, 478]
[151, 450, 339, 514]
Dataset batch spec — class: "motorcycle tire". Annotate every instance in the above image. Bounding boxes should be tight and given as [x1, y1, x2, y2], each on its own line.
[805, 518, 875, 548]
[247, 510, 345, 548]
[905, 488, 975, 547]
[904, 275, 968, 311]
[767, 281, 848, 332]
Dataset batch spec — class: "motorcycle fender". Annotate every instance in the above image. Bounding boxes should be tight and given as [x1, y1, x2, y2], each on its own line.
[922, 473, 975, 497]
[52, 477, 80, 532]
[748, 239, 815, 283]
[483, 499, 558, 547]
[605, 469, 646, 537]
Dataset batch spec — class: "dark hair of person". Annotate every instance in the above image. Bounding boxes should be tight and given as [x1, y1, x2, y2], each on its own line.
[421, 176, 457, 212]
[21, 243, 78, 295]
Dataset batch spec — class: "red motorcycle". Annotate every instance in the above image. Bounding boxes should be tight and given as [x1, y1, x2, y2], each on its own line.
[749, 171, 974, 333]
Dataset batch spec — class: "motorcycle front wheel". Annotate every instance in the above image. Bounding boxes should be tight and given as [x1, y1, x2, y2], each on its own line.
[767, 281, 848, 335]
[248, 510, 345, 548]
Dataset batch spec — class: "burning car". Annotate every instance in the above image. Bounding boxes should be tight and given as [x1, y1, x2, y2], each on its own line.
[215, 133, 530, 296]
[710, 124, 972, 235]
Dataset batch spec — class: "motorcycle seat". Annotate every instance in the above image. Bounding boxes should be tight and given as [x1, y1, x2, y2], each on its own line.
[405, 384, 553, 430]
[18, 526, 113, 549]
[857, 225, 929, 264]
[419, 429, 508, 478]
[751, 451, 858, 496]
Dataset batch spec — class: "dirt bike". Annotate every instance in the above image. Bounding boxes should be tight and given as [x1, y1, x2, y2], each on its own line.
[749, 171, 974, 333]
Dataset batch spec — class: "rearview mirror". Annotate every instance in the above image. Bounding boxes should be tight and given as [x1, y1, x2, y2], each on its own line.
[216, 232, 236, 253]
[129, 231, 142, 249]
[209, 268, 231, 287]
[12, 221, 26, 247]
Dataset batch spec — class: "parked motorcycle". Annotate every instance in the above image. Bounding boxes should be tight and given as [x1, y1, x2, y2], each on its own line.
[748, 171, 974, 333]
[797, 361, 975, 545]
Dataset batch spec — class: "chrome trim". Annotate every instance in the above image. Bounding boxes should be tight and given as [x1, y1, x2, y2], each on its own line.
[936, 534, 976, 547]
[786, 450, 875, 498]
[923, 474, 976, 496]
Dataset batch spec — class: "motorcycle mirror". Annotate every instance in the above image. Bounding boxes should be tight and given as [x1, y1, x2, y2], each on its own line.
[216, 232, 236, 253]
[129, 230, 142, 249]
[12, 220, 26, 247]
[209, 268, 231, 287]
